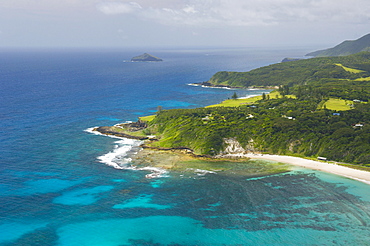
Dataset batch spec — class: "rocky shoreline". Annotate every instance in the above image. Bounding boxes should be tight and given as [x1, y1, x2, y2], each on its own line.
[92, 122, 251, 161]
[190, 82, 278, 90]
[94, 126, 150, 140]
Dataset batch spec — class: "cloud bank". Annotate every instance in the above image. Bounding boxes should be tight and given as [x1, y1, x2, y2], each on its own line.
[96, 0, 370, 27]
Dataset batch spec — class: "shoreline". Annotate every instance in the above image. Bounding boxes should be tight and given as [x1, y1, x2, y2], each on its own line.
[91, 127, 370, 185]
[239, 154, 370, 185]
[188, 82, 278, 90]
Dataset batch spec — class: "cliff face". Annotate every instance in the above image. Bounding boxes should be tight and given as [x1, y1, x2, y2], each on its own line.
[220, 138, 262, 156]
[131, 53, 163, 62]
[222, 138, 246, 155]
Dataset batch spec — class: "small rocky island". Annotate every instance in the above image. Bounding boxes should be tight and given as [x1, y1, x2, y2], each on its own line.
[131, 53, 163, 62]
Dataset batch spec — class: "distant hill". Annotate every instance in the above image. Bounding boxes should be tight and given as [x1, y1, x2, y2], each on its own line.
[207, 51, 370, 92]
[306, 33, 370, 57]
[131, 53, 163, 62]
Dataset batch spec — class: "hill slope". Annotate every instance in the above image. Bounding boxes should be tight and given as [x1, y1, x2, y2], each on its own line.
[100, 53, 370, 166]
[141, 53, 370, 165]
[207, 51, 370, 101]
[306, 33, 370, 57]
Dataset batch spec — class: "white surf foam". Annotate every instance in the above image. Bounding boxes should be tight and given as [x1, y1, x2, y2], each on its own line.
[237, 94, 259, 99]
[97, 138, 142, 169]
[186, 168, 217, 176]
[187, 83, 234, 90]
[85, 127, 168, 178]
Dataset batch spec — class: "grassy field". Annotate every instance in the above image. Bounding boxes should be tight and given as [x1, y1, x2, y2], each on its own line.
[354, 76, 370, 81]
[139, 115, 156, 122]
[335, 63, 365, 74]
[322, 98, 352, 111]
[206, 91, 295, 108]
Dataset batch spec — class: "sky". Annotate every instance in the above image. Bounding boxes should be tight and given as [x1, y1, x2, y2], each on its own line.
[0, 0, 369, 49]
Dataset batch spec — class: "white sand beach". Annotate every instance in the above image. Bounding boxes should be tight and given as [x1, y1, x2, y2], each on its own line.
[244, 154, 370, 185]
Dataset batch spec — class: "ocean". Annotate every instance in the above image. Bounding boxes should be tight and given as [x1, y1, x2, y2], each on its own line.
[0, 47, 369, 246]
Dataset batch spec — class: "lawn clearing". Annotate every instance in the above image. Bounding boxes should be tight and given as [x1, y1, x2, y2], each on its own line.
[139, 115, 156, 122]
[335, 64, 365, 74]
[206, 91, 295, 108]
[322, 98, 352, 111]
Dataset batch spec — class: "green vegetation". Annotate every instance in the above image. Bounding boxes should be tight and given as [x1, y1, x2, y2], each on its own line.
[306, 33, 370, 57]
[321, 98, 352, 111]
[144, 96, 370, 165]
[335, 63, 365, 73]
[206, 95, 262, 108]
[355, 77, 370, 81]
[130, 52, 370, 167]
[208, 52, 370, 102]
[206, 91, 295, 108]
[139, 115, 156, 122]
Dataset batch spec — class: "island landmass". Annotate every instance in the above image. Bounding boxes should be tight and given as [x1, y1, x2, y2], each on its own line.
[131, 53, 163, 62]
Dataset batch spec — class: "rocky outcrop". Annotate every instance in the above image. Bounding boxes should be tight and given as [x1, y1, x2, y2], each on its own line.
[94, 126, 150, 140]
[218, 138, 260, 157]
[222, 138, 246, 154]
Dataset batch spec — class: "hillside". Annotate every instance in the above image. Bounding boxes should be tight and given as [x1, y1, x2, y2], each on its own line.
[99, 53, 370, 166]
[148, 53, 370, 165]
[306, 33, 370, 57]
[207, 52, 370, 102]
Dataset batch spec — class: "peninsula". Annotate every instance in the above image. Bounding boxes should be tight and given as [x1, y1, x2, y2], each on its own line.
[131, 53, 163, 62]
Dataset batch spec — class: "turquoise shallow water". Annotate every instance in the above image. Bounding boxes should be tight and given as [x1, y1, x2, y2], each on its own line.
[0, 48, 369, 245]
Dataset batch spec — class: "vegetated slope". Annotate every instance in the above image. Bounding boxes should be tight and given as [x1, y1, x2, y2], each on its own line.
[207, 52, 370, 101]
[143, 53, 370, 166]
[306, 33, 370, 57]
[147, 98, 370, 165]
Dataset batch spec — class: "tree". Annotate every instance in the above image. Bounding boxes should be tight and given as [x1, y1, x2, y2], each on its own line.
[232, 92, 238, 100]
[157, 106, 163, 113]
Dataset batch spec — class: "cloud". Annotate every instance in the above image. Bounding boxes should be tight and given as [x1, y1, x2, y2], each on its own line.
[95, 0, 370, 27]
[96, 2, 142, 15]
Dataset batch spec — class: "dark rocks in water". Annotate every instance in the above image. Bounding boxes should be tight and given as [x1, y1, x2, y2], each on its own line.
[194, 81, 239, 89]
[94, 126, 149, 140]
[281, 58, 302, 63]
[131, 53, 163, 62]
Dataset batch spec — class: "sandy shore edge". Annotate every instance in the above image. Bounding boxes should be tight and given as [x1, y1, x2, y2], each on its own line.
[237, 154, 370, 185]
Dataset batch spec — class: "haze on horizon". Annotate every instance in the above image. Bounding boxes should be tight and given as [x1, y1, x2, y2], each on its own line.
[1, 0, 369, 49]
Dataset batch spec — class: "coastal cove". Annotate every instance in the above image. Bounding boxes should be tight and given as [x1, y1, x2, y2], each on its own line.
[2, 48, 370, 245]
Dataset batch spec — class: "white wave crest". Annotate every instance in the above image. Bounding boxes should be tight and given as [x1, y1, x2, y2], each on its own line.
[85, 127, 167, 178]
[97, 138, 142, 169]
[186, 168, 217, 176]
[237, 94, 259, 99]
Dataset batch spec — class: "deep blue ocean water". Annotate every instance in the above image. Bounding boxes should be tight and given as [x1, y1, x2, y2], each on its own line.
[0, 47, 370, 246]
